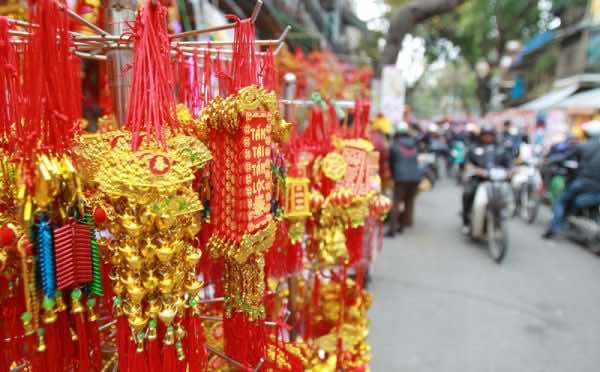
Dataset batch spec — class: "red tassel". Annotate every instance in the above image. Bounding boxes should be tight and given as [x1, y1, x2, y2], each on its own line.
[42, 319, 61, 372]
[0, 17, 20, 154]
[187, 311, 208, 372]
[214, 49, 229, 97]
[130, 340, 148, 372]
[126, 1, 177, 150]
[146, 335, 161, 372]
[19, 0, 81, 172]
[56, 307, 75, 370]
[116, 315, 130, 372]
[228, 16, 258, 93]
[346, 225, 364, 266]
[201, 45, 212, 109]
[161, 342, 177, 372]
[224, 312, 265, 369]
[0, 279, 25, 370]
[74, 311, 90, 371]
[261, 45, 278, 92]
[26, 333, 43, 372]
[286, 241, 303, 274]
[87, 313, 102, 370]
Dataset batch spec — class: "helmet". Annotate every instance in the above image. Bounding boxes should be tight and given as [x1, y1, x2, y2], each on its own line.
[373, 115, 392, 135]
[581, 120, 600, 137]
[480, 124, 496, 136]
[393, 121, 409, 135]
[428, 123, 439, 134]
[465, 123, 479, 134]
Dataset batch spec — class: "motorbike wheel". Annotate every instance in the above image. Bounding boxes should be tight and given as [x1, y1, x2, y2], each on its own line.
[487, 210, 508, 263]
[456, 168, 463, 185]
[587, 240, 600, 256]
[520, 184, 539, 224]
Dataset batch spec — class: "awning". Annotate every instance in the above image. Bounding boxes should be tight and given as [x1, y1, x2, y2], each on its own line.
[520, 84, 579, 112]
[511, 31, 555, 68]
[554, 88, 600, 112]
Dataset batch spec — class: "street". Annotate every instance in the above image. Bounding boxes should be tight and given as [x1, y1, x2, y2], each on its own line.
[369, 179, 600, 372]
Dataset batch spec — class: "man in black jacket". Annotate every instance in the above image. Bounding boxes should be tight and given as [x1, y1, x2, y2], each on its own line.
[543, 121, 600, 238]
[387, 122, 421, 236]
[462, 125, 512, 233]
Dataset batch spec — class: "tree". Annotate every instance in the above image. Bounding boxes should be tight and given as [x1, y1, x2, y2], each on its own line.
[424, 0, 589, 115]
[381, 0, 467, 66]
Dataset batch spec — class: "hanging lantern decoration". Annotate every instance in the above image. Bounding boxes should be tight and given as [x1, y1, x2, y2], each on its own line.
[200, 84, 290, 367]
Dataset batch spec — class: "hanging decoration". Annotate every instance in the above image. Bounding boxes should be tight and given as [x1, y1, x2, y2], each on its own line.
[0, 0, 385, 370]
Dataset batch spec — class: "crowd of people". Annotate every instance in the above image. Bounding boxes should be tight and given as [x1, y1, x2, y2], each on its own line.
[371, 112, 600, 243]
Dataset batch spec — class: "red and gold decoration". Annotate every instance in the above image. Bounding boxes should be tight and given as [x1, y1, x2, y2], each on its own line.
[0, 0, 383, 370]
[200, 84, 290, 367]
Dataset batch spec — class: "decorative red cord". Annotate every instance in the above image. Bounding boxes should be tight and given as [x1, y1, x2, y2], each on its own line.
[0, 17, 20, 154]
[19, 0, 81, 185]
[126, 1, 177, 150]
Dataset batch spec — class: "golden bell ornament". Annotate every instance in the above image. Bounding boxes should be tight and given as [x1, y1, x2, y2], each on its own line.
[158, 274, 175, 294]
[155, 244, 175, 263]
[126, 254, 144, 272]
[126, 284, 145, 304]
[36, 331, 46, 352]
[139, 209, 156, 226]
[112, 281, 125, 296]
[142, 270, 159, 291]
[184, 277, 203, 297]
[146, 298, 161, 319]
[128, 314, 147, 334]
[185, 249, 202, 266]
[159, 307, 177, 327]
[185, 218, 201, 237]
[155, 213, 175, 231]
[141, 239, 157, 260]
[120, 213, 141, 234]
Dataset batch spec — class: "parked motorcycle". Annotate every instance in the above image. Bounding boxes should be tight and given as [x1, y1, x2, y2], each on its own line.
[467, 167, 512, 263]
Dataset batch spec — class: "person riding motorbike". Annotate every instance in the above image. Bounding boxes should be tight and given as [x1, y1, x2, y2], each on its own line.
[502, 120, 521, 158]
[543, 121, 600, 239]
[461, 124, 513, 233]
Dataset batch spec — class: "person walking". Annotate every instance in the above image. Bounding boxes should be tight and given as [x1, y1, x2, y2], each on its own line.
[387, 122, 421, 237]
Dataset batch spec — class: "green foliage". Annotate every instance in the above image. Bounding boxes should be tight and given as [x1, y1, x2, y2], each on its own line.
[384, 0, 411, 7]
[409, 59, 479, 118]
[551, 0, 589, 27]
[533, 45, 559, 76]
[431, 0, 544, 67]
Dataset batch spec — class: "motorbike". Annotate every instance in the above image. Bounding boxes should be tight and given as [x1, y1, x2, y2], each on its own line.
[512, 149, 543, 223]
[540, 158, 578, 206]
[544, 160, 600, 254]
[467, 167, 512, 263]
[418, 152, 438, 187]
[564, 193, 600, 255]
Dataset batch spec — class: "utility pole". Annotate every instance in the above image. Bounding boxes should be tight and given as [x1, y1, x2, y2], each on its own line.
[104, 0, 137, 127]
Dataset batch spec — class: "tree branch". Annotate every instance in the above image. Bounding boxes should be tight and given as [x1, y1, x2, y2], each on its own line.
[381, 0, 467, 66]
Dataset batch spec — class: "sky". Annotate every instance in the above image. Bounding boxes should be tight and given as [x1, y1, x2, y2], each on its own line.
[354, 0, 390, 32]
